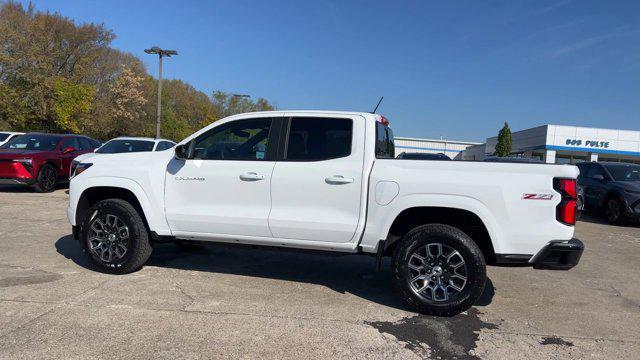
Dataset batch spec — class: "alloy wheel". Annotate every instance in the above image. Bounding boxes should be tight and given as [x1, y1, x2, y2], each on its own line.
[407, 242, 468, 302]
[88, 214, 130, 264]
[41, 167, 56, 191]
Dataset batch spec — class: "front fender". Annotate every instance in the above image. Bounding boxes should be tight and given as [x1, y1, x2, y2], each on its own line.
[68, 176, 172, 236]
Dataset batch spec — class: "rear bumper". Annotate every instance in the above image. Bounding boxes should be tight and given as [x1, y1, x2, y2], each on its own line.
[495, 238, 584, 270]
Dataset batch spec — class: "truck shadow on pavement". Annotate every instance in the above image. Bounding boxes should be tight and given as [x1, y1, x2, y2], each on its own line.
[55, 234, 495, 312]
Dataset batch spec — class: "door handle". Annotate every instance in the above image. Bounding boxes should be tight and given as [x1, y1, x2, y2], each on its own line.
[325, 175, 354, 185]
[239, 172, 265, 181]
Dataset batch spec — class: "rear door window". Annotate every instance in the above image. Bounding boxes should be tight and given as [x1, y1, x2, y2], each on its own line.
[586, 164, 606, 179]
[285, 117, 352, 161]
[61, 137, 81, 151]
[78, 138, 93, 150]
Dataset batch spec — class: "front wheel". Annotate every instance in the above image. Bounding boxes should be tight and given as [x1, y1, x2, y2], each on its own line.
[393, 224, 486, 316]
[80, 199, 152, 274]
[33, 164, 57, 193]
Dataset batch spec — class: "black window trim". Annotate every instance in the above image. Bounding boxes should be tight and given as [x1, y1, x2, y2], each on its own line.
[281, 116, 354, 162]
[191, 117, 280, 162]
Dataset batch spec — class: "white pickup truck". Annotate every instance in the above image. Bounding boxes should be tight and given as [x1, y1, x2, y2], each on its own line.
[67, 111, 584, 316]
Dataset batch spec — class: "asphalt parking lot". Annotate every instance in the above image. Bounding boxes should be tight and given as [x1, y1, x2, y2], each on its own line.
[0, 187, 639, 359]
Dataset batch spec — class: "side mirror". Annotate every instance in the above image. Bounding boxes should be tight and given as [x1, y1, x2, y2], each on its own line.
[62, 146, 75, 154]
[592, 174, 604, 182]
[174, 142, 194, 160]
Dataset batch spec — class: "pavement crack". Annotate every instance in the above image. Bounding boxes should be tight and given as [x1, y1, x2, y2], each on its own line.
[0, 305, 58, 340]
[173, 281, 196, 310]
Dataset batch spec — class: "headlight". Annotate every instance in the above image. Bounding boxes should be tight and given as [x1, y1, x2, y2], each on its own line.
[13, 158, 33, 173]
[70, 162, 92, 178]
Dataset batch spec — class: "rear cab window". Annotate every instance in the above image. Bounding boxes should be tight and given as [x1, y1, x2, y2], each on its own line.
[375, 121, 395, 158]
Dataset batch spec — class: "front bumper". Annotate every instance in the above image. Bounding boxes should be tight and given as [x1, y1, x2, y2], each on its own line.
[530, 238, 584, 270]
[0, 161, 35, 185]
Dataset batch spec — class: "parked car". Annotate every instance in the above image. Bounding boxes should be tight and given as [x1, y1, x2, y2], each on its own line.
[576, 161, 640, 224]
[0, 133, 100, 192]
[0, 132, 24, 147]
[72, 137, 175, 173]
[397, 152, 451, 160]
[67, 111, 583, 316]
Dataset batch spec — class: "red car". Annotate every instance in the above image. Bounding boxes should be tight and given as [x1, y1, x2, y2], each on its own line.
[0, 133, 100, 192]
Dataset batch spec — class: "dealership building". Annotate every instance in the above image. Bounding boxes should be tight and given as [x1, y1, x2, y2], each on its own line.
[397, 124, 640, 164]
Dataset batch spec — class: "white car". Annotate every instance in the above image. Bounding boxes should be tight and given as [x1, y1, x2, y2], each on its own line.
[67, 111, 583, 316]
[73, 137, 175, 163]
[0, 132, 24, 147]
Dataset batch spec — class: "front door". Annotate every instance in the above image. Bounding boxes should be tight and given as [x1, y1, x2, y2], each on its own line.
[268, 115, 365, 243]
[165, 117, 276, 237]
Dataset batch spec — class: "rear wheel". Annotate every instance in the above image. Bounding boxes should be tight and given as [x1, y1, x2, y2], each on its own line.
[33, 164, 57, 193]
[80, 199, 152, 274]
[393, 224, 486, 316]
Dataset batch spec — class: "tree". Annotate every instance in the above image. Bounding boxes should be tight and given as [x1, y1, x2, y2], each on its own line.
[0, 2, 277, 141]
[103, 65, 147, 138]
[494, 122, 512, 157]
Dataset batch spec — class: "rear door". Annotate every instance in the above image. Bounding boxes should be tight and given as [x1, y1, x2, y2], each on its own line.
[268, 115, 365, 243]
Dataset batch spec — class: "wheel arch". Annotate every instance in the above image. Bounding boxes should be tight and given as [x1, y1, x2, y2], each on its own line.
[380, 204, 498, 264]
[76, 186, 149, 231]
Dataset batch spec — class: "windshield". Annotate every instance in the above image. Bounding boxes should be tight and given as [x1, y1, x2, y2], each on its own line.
[96, 139, 155, 153]
[0, 134, 62, 150]
[606, 164, 640, 181]
[0, 133, 10, 141]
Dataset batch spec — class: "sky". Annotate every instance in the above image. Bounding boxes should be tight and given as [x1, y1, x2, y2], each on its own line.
[17, 0, 640, 141]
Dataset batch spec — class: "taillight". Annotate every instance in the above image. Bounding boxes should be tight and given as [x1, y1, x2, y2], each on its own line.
[554, 178, 577, 225]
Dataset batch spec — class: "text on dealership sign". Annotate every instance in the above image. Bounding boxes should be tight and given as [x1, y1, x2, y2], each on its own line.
[565, 139, 610, 148]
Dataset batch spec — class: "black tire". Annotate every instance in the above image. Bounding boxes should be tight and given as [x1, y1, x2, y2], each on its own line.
[605, 198, 626, 225]
[393, 224, 486, 317]
[33, 164, 57, 193]
[80, 199, 152, 274]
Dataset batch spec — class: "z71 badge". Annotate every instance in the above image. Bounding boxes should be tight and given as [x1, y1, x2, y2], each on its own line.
[522, 193, 554, 200]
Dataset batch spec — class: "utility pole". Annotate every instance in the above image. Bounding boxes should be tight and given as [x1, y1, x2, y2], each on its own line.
[144, 46, 177, 138]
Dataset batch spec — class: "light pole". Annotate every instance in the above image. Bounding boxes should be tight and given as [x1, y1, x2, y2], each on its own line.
[144, 46, 177, 138]
[232, 94, 251, 99]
